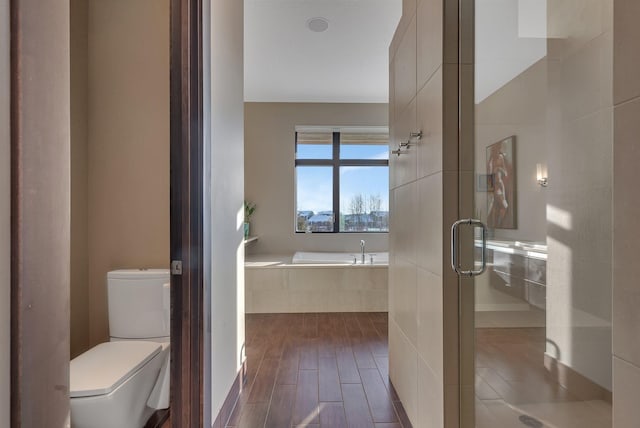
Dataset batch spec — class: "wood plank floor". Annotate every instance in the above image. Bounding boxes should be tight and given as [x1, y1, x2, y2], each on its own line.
[226, 312, 411, 428]
[163, 324, 612, 428]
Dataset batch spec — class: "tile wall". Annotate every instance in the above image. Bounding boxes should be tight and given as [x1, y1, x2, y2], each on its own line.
[388, 0, 465, 426]
[545, 0, 614, 391]
[245, 265, 388, 313]
[613, 0, 640, 423]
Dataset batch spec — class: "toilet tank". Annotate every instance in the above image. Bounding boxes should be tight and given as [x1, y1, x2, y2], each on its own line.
[107, 269, 170, 340]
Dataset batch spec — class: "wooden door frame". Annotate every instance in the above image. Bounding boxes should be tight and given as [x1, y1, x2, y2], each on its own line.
[169, 0, 205, 426]
[10, 0, 72, 425]
[10, 0, 207, 426]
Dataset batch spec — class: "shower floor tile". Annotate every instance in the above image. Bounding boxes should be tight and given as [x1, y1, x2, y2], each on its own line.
[476, 327, 612, 428]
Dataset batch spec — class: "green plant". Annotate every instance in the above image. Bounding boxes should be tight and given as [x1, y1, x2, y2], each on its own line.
[244, 201, 256, 222]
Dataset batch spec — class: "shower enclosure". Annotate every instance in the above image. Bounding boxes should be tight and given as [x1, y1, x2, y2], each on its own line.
[456, 0, 614, 426]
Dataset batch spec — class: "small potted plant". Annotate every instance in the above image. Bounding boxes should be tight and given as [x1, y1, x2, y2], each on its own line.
[244, 201, 256, 239]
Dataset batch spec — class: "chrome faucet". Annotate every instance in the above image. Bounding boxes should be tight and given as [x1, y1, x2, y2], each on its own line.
[360, 240, 366, 264]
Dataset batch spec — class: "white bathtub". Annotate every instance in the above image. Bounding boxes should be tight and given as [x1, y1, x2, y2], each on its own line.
[245, 252, 388, 313]
[291, 251, 389, 265]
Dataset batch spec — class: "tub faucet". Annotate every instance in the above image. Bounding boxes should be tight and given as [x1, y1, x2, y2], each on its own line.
[360, 240, 366, 264]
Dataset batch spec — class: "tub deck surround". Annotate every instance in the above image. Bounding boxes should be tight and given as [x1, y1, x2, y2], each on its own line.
[292, 251, 390, 265]
[245, 254, 388, 313]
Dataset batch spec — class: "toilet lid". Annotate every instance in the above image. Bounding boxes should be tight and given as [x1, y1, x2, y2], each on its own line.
[70, 341, 161, 398]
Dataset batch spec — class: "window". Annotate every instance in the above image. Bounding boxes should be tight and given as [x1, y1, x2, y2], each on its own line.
[295, 128, 389, 233]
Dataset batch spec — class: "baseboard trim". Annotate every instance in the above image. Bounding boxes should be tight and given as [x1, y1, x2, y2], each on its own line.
[544, 354, 612, 403]
[212, 359, 248, 428]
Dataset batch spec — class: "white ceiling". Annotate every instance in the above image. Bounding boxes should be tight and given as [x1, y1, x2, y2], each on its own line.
[244, 0, 402, 103]
[244, 0, 548, 104]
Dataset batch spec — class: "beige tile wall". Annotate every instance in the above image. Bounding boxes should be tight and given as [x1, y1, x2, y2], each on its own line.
[388, 0, 461, 425]
[613, 357, 640, 427]
[545, 0, 613, 391]
[614, 0, 640, 104]
[613, 0, 640, 415]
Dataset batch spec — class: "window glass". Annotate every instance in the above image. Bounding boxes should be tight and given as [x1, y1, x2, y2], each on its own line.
[339, 166, 389, 232]
[294, 130, 389, 233]
[296, 166, 334, 232]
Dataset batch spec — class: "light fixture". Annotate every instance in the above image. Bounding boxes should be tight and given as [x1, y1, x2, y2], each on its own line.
[307, 17, 329, 33]
[536, 163, 548, 187]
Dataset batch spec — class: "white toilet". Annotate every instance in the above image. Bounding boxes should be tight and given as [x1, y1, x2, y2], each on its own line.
[70, 269, 171, 428]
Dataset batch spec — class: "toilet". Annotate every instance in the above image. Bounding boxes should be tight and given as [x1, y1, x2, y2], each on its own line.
[70, 269, 171, 428]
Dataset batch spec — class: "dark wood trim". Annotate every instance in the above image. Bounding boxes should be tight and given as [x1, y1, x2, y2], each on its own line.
[10, 0, 71, 425]
[170, 0, 204, 426]
[10, 3, 21, 425]
[144, 409, 171, 428]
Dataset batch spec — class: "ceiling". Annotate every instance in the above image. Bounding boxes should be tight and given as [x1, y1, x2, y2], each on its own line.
[244, 0, 548, 104]
[244, 0, 402, 103]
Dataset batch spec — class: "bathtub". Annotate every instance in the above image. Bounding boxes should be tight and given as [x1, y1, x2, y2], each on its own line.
[245, 252, 388, 313]
[291, 251, 389, 265]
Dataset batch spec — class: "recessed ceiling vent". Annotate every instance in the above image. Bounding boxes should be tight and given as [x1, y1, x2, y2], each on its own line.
[307, 17, 329, 33]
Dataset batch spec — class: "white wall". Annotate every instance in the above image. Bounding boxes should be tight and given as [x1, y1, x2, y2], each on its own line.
[244, 102, 389, 256]
[205, 0, 245, 422]
[0, 0, 10, 424]
[475, 58, 548, 243]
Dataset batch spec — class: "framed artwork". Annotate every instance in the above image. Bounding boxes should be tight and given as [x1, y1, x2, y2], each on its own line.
[486, 136, 516, 229]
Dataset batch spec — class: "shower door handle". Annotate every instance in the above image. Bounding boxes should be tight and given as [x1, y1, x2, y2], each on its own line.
[450, 218, 487, 277]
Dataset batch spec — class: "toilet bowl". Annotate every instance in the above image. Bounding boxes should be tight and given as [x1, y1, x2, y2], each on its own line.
[70, 341, 166, 428]
[70, 269, 171, 428]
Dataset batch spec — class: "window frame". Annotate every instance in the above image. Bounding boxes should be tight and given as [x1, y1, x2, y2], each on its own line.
[295, 130, 389, 233]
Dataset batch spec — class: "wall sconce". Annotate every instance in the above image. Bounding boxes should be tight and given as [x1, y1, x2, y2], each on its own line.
[536, 163, 548, 187]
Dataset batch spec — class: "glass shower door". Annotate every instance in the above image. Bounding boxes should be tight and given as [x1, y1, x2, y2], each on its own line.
[458, 1, 614, 427]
